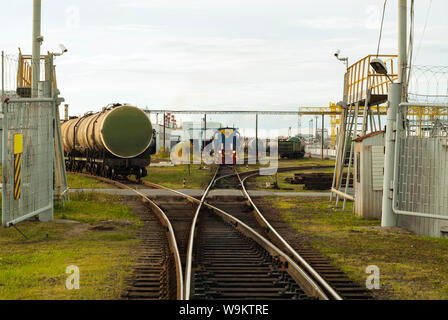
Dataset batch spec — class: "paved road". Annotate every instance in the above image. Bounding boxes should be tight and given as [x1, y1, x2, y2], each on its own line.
[70, 188, 330, 197]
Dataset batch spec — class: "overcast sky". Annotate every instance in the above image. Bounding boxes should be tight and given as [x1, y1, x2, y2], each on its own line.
[2, 0, 447, 134]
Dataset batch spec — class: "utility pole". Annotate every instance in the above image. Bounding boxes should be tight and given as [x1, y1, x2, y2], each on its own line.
[1, 51, 4, 100]
[32, 0, 42, 98]
[203, 114, 207, 150]
[163, 112, 166, 152]
[382, 0, 407, 227]
[321, 114, 324, 160]
[255, 113, 258, 163]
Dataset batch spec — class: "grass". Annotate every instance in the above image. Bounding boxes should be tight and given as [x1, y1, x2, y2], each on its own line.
[242, 158, 336, 192]
[143, 164, 215, 189]
[238, 157, 335, 173]
[67, 173, 110, 189]
[276, 158, 335, 168]
[0, 192, 140, 300]
[249, 169, 335, 192]
[66, 164, 215, 190]
[55, 192, 141, 225]
[266, 196, 448, 299]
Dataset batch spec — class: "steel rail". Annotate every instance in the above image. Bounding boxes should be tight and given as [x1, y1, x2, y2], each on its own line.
[133, 170, 329, 299]
[76, 166, 339, 300]
[76, 173, 184, 300]
[237, 169, 343, 300]
[181, 167, 329, 300]
[134, 168, 335, 299]
[183, 166, 219, 300]
[200, 198, 329, 299]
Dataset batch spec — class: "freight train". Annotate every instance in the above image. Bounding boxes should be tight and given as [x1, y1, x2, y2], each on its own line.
[277, 137, 305, 159]
[61, 104, 156, 179]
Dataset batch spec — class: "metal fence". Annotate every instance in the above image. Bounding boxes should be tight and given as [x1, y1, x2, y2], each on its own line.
[393, 101, 448, 237]
[2, 98, 54, 227]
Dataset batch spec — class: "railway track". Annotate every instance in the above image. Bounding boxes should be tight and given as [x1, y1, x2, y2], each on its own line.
[237, 169, 372, 299]
[75, 164, 370, 300]
[76, 174, 184, 300]
[182, 166, 327, 300]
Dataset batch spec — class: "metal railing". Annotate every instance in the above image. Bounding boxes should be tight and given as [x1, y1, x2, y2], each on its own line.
[346, 54, 398, 105]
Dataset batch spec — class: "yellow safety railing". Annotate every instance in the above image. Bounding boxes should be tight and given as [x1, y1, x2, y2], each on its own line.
[16, 49, 57, 89]
[346, 54, 398, 105]
[17, 50, 32, 88]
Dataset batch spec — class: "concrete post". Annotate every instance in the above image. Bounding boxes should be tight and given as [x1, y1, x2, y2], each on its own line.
[203, 114, 207, 150]
[163, 112, 166, 152]
[32, 0, 42, 98]
[381, 83, 401, 227]
[381, 0, 407, 227]
[255, 113, 258, 163]
[321, 114, 324, 160]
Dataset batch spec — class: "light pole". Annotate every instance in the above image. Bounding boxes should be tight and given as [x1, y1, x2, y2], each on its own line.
[32, 0, 43, 98]
[381, 0, 407, 227]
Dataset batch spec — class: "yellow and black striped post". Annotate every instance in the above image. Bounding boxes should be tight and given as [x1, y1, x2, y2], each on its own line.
[13, 134, 23, 200]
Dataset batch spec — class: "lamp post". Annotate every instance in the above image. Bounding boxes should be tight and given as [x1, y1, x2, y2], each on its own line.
[31, 0, 43, 98]
[381, 0, 407, 227]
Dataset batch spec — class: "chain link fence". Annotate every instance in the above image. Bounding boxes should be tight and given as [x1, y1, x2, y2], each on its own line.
[2, 98, 54, 227]
[393, 65, 448, 237]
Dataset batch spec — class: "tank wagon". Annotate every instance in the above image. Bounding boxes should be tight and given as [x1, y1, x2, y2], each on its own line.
[61, 104, 156, 179]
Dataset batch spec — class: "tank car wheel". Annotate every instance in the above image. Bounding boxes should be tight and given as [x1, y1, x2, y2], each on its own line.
[98, 164, 103, 176]
[136, 168, 143, 182]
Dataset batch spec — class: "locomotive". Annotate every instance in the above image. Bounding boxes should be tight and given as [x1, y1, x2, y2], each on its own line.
[61, 104, 156, 179]
[213, 127, 242, 165]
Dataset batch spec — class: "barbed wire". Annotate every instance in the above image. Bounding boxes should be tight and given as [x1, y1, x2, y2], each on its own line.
[2, 53, 48, 96]
[2, 54, 19, 93]
[407, 65, 448, 104]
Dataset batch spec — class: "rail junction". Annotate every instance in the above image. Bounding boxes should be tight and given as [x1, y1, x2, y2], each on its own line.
[77, 165, 371, 300]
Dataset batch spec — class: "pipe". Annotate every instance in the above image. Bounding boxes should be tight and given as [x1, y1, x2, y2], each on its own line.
[331, 188, 354, 202]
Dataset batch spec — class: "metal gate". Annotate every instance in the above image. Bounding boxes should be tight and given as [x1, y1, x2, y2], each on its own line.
[1, 98, 54, 227]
